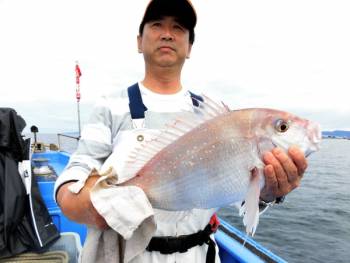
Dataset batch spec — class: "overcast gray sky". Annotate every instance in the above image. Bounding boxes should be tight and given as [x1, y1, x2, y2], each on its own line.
[1, 0, 349, 133]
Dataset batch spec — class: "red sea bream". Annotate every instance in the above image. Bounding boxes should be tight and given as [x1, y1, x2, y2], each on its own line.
[115, 95, 321, 235]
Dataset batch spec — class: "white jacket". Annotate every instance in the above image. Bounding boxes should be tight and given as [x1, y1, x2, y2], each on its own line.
[55, 83, 220, 263]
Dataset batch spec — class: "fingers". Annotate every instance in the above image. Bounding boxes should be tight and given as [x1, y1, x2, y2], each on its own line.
[272, 148, 299, 186]
[261, 147, 308, 202]
[288, 146, 308, 176]
[263, 151, 291, 191]
[260, 164, 278, 202]
[263, 147, 303, 197]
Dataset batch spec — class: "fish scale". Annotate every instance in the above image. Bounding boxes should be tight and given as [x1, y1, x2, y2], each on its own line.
[119, 96, 321, 234]
[125, 114, 258, 210]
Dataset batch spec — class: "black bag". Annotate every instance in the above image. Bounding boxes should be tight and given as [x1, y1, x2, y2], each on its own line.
[0, 108, 60, 258]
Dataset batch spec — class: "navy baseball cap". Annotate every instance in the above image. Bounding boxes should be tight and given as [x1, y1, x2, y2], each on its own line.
[139, 0, 197, 43]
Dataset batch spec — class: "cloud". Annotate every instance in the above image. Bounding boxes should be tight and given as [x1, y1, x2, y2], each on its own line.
[1, 0, 350, 132]
[4, 100, 94, 133]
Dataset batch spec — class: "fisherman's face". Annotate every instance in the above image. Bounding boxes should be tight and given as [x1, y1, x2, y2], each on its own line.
[137, 16, 192, 68]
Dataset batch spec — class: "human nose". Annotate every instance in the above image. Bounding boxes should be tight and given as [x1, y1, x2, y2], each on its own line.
[160, 27, 173, 41]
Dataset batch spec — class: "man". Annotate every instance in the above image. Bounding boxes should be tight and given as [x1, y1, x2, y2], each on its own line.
[55, 0, 308, 262]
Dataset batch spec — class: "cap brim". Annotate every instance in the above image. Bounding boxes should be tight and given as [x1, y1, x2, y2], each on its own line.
[141, 0, 196, 30]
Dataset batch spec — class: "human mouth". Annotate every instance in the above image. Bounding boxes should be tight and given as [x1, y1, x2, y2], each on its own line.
[158, 46, 175, 52]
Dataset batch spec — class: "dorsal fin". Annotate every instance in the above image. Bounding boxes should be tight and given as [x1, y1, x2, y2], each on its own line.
[122, 95, 230, 178]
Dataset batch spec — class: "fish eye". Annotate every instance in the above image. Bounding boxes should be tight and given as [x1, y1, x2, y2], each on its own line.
[275, 119, 290, 133]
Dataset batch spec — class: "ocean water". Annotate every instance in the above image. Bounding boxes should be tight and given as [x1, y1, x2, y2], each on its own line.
[30, 134, 350, 263]
[219, 139, 350, 263]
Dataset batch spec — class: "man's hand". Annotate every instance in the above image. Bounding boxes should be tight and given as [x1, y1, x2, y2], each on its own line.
[56, 175, 108, 230]
[260, 146, 308, 202]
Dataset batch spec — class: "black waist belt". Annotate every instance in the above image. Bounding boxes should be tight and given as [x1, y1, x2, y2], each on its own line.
[146, 224, 216, 263]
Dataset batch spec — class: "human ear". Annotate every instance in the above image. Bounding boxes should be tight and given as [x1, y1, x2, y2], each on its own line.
[186, 44, 193, 59]
[137, 35, 143, 53]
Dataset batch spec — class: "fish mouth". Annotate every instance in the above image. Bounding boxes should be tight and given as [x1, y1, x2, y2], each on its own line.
[308, 122, 322, 147]
[305, 121, 322, 156]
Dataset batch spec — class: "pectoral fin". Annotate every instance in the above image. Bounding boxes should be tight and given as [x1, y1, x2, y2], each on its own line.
[239, 167, 262, 236]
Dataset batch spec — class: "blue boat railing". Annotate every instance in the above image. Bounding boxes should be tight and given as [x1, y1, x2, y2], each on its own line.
[215, 220, 287, 263]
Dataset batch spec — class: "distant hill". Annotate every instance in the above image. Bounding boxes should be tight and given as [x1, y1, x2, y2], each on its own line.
[322, 130, 350, 139]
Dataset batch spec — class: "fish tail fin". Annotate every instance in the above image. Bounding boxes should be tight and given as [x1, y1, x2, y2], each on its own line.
[239, 167, 261, 236]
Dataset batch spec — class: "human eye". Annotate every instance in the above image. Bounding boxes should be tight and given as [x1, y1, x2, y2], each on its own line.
[173, 23, 185, 32]
[150, 21, 162, 28]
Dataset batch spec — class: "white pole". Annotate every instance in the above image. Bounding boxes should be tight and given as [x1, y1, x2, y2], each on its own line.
[77, 97, 81, 137]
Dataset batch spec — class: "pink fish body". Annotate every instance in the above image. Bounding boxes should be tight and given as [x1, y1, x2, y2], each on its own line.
[121, 96, 321, 234]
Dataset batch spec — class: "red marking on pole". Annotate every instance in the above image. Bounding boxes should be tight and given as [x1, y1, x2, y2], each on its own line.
[75, 64, 82, 84]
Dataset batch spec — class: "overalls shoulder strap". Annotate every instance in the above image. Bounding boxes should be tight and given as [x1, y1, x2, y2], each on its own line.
[127, 83, 203, 120]
[188, 91, 204, 107]
[127, 83, 148, 120]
